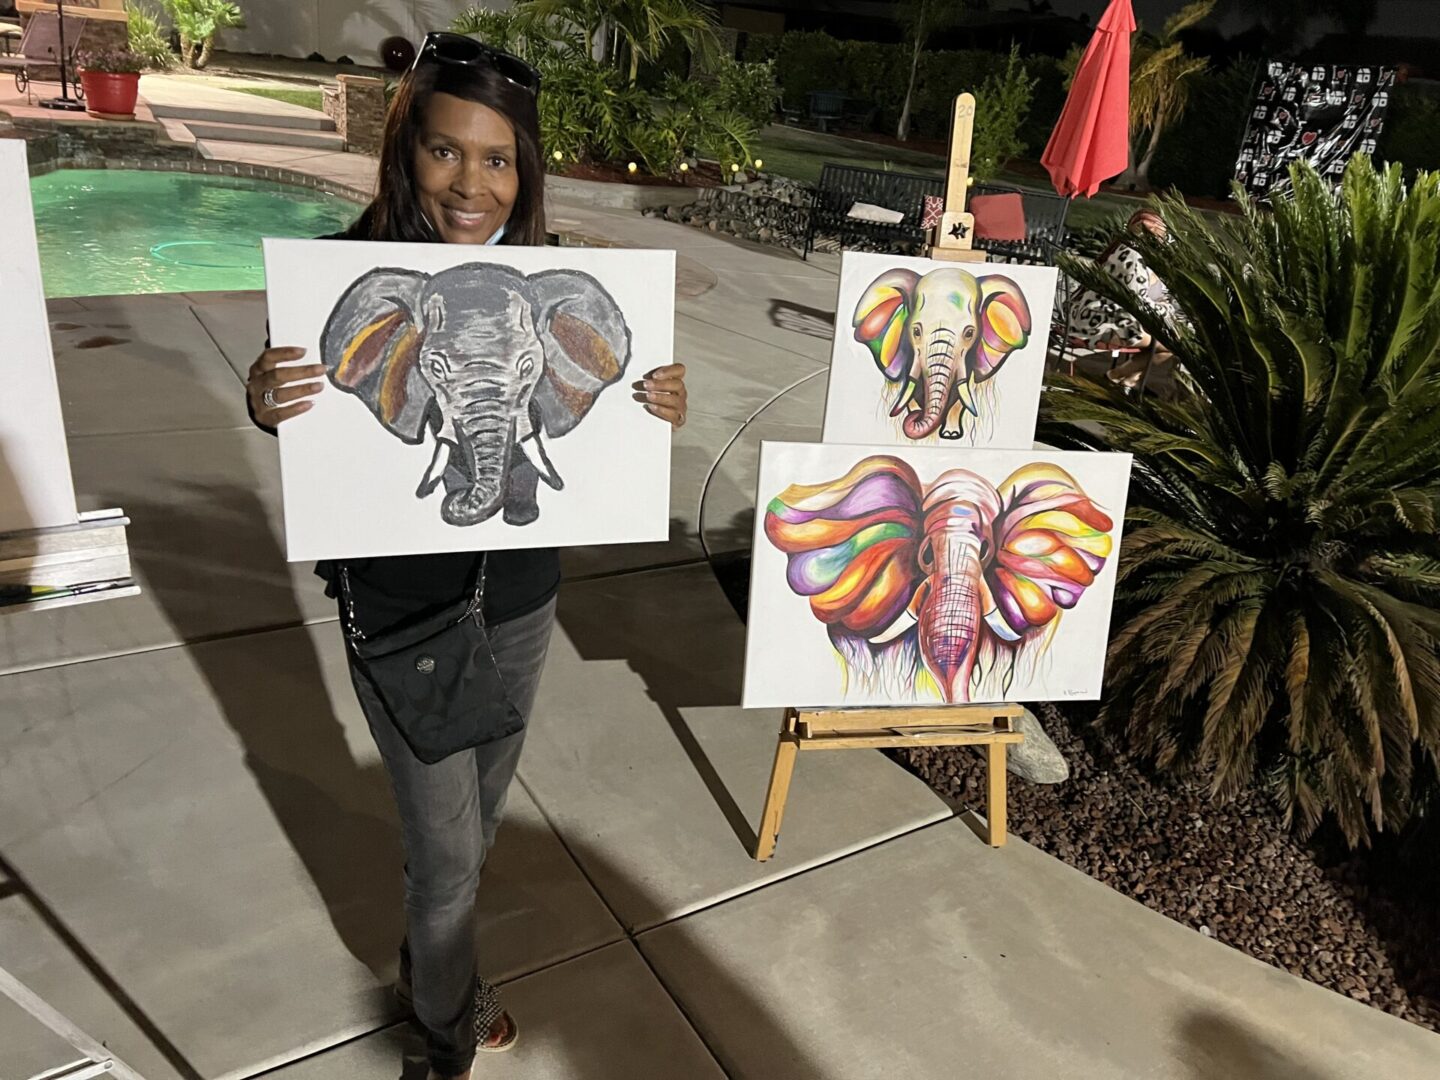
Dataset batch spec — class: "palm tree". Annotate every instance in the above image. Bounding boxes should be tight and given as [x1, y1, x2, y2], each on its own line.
[1119, 0, 1214, 191]
[162, 0, 244, 70]
[515, 0, 719, 86]
[1041, 157, 1440, 846]
[894, 0, 985, 142]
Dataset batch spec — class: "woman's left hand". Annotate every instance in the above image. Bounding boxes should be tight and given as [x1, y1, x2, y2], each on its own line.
[634, 363, 688, 429]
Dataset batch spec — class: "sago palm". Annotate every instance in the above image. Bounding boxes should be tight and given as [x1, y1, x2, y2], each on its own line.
[1040, 157, 1440, 846]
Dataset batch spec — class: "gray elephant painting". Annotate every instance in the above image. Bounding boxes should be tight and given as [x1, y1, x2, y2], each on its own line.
[852, 267, 1032, 442]
[321, 262, 630, 528]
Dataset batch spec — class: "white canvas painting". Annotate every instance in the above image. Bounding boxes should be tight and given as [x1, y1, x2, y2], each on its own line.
[743, 441, 1132, 709]
[266, 239, 674, 562]
[820, 251, 1059, 450]
[0, 141, 79, 534]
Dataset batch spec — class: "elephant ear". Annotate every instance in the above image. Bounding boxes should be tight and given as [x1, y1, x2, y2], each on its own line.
[981, 463, 1115, 643]
[320, 268, 432, 443]
[525, 269, 631, 438]
[972, 274, 1033, 384]
[764, 456, 925, 644]
[853, 268, 920, 384]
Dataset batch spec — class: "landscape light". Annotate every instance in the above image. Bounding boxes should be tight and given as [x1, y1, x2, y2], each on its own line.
[627, 162, 638, 174]
[679, 162, 690, 172]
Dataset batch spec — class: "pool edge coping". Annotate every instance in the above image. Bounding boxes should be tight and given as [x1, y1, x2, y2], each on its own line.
[27, 156, 372, 206]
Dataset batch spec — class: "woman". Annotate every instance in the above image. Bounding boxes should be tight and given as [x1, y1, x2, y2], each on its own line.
[244, 33, 688, 1080]
[1065, 208, 1180, 388]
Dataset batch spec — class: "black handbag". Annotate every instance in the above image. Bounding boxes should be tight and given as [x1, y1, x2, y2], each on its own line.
[338, 556, 522, 765]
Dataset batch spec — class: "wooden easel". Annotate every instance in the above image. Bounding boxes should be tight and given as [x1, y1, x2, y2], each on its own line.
[754, 703, 1025, 861]
[926, 92, 988, 265]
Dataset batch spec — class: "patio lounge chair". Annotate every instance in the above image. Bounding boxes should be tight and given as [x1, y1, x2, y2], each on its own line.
[0, 12, 87, 104]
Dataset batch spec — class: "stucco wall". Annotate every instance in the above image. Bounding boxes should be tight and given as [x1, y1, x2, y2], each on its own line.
[225, 0, 502, 67]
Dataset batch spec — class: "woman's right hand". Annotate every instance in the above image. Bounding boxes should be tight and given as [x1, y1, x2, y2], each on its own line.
[247, 347, 326, 427]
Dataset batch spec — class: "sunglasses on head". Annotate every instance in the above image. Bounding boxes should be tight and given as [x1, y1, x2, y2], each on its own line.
[411, 31, 541, 96]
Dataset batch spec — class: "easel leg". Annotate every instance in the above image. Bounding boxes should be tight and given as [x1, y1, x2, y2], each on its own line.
[985, 740, 1008, 847]
[755, 735, 799, 861]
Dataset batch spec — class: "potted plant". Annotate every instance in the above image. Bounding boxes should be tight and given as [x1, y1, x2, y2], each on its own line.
[77, 48, 146, 120]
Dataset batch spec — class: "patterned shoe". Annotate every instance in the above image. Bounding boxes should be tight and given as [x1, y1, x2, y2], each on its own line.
[396, 976, 518, 1055]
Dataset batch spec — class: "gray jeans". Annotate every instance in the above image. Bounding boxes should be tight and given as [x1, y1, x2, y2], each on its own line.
[348, 597, 557, 1076]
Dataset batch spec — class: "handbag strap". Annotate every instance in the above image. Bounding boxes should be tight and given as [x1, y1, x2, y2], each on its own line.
[338, 555, 488, 646]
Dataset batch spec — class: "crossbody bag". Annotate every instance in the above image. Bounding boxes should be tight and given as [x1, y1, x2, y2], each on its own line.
[338, 556, 522, 764]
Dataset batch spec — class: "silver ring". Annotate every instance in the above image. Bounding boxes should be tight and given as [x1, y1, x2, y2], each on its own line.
[262, 388, 280, 410]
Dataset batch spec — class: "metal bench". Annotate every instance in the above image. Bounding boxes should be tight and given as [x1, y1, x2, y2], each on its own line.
[972, 182, 1071, 264]
[803, 162, 943, 260]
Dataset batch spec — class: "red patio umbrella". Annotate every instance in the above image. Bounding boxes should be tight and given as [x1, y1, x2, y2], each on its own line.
[1041, 0, 1136, 198]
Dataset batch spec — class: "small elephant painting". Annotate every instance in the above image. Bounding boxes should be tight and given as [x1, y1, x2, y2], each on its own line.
[820, 252, 1058, 451]
[320, 262, 630, 528]
[742, 442, 1132, 710]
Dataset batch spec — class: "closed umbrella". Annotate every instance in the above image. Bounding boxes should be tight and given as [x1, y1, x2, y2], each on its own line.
[1042, 0, 1136, 198]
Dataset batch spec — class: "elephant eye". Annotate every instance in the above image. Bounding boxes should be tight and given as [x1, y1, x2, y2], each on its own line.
[427, 353, 449, 378]
[912, 323, 923, 339]
[517, 354, 537, 377]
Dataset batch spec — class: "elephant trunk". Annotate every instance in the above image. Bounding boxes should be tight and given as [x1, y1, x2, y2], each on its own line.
[442, 409, 515, 527]
[917, 533, 986, 703]
[903, 332, 955, 440]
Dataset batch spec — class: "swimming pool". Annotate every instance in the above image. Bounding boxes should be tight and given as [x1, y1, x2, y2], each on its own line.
[30, 170, 361, 298]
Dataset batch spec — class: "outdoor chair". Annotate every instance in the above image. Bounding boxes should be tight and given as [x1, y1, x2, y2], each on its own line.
[972, 182, 1071, 264]
[807, 90, 844, 133]
[0, 12, 87, 103]
[1049, 259, 1157, 393]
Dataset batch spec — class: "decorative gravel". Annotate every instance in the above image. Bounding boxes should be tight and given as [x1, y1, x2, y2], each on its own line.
[892, 703, 1440, 1031]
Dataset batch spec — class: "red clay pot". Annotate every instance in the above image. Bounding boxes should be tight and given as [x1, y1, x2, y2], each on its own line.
[80, 71, 140, 119]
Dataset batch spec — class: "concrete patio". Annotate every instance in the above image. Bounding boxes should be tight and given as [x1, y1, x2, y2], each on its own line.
[3, 106, 1439, 1078]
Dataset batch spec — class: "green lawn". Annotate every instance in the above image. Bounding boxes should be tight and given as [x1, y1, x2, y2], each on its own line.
[754, 125, 944, 186]
[234, 86, 325, 111]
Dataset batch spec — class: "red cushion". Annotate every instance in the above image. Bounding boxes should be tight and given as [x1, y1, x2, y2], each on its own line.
[970, 193, 1027, 242]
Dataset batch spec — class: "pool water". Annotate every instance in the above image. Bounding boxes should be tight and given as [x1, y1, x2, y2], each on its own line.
[30, 170, 360, 298]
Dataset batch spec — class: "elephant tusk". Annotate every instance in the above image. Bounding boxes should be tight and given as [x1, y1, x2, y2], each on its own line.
[416, 438, 453, 498]
[517, 434, 564, 491]
[870, 609, 917, 645]
[985, 607, 1024, 643]
[956, 374, 979, 417]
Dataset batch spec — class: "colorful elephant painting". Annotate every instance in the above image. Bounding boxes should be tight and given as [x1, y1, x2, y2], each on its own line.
[764, 456, 1114, 703]
[853, 267, 1032, 443]
[321, 262, 630, 528]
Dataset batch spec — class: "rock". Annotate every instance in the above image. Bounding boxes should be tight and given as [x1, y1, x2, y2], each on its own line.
[1006, 707, 1070, 784]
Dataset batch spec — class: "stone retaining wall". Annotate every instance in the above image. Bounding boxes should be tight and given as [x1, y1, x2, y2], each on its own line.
[643, 177, 816, 253]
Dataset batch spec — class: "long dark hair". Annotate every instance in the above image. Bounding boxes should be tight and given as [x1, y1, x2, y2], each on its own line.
[348, 60, 546, 246]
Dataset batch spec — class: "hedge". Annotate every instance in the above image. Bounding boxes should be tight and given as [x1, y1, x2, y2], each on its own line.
[744, 31, 1064, 153]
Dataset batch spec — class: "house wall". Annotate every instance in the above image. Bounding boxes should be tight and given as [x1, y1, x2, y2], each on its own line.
[224, 0, 499, 67]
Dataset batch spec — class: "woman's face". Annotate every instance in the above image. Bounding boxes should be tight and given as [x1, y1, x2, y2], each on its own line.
[414, 92, 520, 245]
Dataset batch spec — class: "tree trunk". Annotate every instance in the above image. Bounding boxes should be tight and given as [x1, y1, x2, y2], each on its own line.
[1134, 117, 1167, 187]
[179, 33, 196, 69]
[897, 32, 922, 141]
[197, 36, 215, 70]
[628, 46, 639, 86]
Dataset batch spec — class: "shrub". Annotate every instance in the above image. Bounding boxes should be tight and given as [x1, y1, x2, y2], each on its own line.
[125, 0, 174, 70]
[712, 57, 778, 128]
[1380, 83, 1440, 178]
[1148, 59, 1260, 198]
[970, 46, 1035, 181]
[1040, 157, 1440, 847]
[161, 0, 245, 70]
